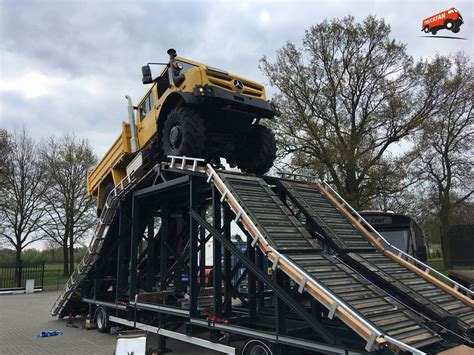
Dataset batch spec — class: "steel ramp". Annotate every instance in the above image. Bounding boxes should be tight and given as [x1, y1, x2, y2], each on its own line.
[288, 252, 441, 348]
[207, 170, 442, 352]
[279, 180, 374, 251]
[220, 174, 319, 252]
[279, 178, 474, 333]
[350, 252, 474, 332]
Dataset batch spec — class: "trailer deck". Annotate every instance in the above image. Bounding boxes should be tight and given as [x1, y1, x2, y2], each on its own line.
[52, 157, 473, 354]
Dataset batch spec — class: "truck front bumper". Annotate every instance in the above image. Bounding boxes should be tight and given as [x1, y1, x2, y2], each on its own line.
[192, 85, 277, 119]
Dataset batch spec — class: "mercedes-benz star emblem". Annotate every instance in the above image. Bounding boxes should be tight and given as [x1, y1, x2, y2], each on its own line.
[233, 79, 244, 90]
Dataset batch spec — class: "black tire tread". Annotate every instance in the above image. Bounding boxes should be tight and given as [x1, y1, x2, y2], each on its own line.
[161, 107, 205, 158]
[237, 125, 276, 175]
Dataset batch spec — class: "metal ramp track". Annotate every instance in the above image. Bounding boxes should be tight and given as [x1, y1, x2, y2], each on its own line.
[51, 169, 150, 317]
[286, 252, 441, 349]
[279, 178, 474, 332]
[280, 180, 374, 251]
[185, 161, 439, 354]
[219, 174, 319, 252]
[350, 253, 474, 332]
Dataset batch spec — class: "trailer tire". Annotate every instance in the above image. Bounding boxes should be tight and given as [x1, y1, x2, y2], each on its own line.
[161, 107, 205, 159]
[95, 307, 110, 333]
[236, 125, 276, 175]
[241, 339, 273, 355]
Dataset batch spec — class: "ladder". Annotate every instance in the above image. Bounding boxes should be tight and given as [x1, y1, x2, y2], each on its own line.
[51, 173, 138, 317]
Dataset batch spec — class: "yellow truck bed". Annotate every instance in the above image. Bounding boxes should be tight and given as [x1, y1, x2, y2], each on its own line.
[87, 122, 135, 199]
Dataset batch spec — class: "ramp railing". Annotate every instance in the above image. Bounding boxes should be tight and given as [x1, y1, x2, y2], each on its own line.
[320, 182, 473, 298]
[169, 156, 426, 354]
[279, 171, 473, 298]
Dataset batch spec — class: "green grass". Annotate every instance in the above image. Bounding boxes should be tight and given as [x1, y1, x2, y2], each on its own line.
[43, 264, 72, 287]
[0, 263, 76, 289]
[427, 258, 447, 275]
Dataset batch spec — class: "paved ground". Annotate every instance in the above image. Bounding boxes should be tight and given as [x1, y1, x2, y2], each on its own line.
[0, 291, 221, 354]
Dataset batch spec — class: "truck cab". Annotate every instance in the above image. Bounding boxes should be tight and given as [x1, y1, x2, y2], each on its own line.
[87, 49, 278, 214]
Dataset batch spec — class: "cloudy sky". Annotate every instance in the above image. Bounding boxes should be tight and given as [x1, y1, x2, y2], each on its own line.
[0, 0, 472, 158]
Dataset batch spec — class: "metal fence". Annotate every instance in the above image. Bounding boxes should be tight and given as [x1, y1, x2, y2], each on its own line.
[0, 261, 45, 290]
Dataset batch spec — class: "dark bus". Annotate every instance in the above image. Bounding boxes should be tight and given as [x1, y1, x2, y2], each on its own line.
[359, 211, 428, 263]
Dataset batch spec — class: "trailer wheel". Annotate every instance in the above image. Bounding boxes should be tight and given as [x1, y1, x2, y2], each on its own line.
[241, 339, 273, 355]
[95, 307, 110, 333]
[236, 125, 276, 175]
[161, 107, 205, 159]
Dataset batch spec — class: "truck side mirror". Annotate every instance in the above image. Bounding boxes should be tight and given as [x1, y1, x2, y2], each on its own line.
[142, 65, 153, 84]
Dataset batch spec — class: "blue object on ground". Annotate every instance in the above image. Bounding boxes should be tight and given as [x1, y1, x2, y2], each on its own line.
[37, 330, 64, 338]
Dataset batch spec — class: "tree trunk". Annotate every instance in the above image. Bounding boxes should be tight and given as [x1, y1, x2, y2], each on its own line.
[15, 246, 22, 265]
[69, 229, 74, 276]
[439, 204, 452, 269]
[344, 168, 360, 209]
[15, 247, 22, 287]
[62, 243, 69, 277]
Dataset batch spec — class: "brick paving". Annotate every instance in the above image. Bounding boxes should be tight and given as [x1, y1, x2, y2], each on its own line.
[0, 291, 220, 354]
[0, 291, 116, 354]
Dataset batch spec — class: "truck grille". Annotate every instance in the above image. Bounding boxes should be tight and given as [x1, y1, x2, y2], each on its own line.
[206, 71, 264, 98]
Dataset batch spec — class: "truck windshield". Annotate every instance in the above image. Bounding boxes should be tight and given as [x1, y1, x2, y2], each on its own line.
[372, 229, 409, 252]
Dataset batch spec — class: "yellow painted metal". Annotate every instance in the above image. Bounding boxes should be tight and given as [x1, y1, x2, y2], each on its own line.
[87, 122, 132, 198]
[134, 57, 267, 150]
[89, 54, 269, 209]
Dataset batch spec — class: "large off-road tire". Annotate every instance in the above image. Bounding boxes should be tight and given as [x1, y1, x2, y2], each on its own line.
[161, 107, 205, 159]
[236, 125, 276, 175]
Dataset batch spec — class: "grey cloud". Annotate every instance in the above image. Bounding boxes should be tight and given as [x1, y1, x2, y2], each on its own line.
[1, 0, 472, 158]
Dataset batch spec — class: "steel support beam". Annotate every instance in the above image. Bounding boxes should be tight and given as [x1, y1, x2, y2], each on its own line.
[133, 175, 190, 199]
[146, 217, 156, 292]
[223, 205, 232, 317]
[130, 197, 140, 298]
[212, 188, 223, 342]
[188, 176, 200, 335]
[190, 210, 337, 345]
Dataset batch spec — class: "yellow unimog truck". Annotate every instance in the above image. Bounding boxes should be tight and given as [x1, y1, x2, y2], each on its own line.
[87, 49, 278, 214]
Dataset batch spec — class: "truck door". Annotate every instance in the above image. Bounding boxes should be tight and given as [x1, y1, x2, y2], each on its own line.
[137, 86, 158, 148]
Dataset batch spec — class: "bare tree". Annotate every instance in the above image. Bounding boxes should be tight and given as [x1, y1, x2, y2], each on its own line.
[0, 129, 49, 266]
[41, 134, 97, 276]
[407, 53, 473, 268]
[260, 16, 444, 209]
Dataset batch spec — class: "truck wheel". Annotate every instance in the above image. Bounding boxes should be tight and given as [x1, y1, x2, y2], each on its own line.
[95, 307, 110, 333]
[452, 26, 460, 33]
[423, 26, 430, 33]
[431, 29, 437, 35]
[444, 20, 454, 30]
[237, 125, 276, 175]
[241, 339, 273, 355]
[161, 107, 205, 159]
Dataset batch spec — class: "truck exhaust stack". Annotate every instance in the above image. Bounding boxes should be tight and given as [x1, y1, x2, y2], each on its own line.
[125, 95, 138, 153]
